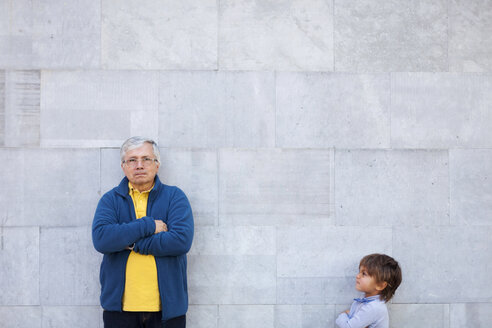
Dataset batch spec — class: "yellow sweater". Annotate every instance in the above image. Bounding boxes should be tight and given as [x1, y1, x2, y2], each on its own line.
[122, 183, 161, 311]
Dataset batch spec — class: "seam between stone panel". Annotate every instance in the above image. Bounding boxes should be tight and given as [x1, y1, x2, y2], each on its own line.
[100, 0, 103, 69]
[216, 149, 220, 227]
[274, 71, 277, 148]
[216, 0, 220, 71]
[275, 227, 278, 305]
[447, 149, 451, 226]
[99, 148, 102, 196]
[333, 148, 338, 226]
[332, 0, 336, 72]
[446, 0, 450, 72]
[389, 73, 393, 150]
[38, 226, 41, 307]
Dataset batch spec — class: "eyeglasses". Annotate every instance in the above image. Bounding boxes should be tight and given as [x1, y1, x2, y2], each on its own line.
[122, 157, 158, 167]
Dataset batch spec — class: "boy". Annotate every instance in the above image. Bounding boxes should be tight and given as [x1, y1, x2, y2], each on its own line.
[336, 254, 402, 328]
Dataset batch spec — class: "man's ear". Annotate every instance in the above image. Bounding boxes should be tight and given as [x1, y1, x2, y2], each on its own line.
[376, 281, 388, 291]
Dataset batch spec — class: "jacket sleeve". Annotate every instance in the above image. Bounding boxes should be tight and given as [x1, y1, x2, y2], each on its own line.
[92, 192, 156, 254]
[133, 188, 194, 257]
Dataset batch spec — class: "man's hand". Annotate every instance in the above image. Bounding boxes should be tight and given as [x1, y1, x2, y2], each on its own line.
[154, 220, 168, 234]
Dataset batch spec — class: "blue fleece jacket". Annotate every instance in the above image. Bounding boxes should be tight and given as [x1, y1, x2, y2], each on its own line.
[92, 176, 194, 321]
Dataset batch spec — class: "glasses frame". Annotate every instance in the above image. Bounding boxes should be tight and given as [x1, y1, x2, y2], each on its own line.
[122, 157, 159, 167]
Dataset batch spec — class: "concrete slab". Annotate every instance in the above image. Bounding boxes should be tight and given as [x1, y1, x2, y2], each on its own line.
[187, 305, 218, 328]
[159, 71, 275, 148]
[42, 306, 102, 328]
[0, 148, 100, 226]
[335, 150, 449, 226]
[334, 0, 447, 71]
[450, 303, 492, 328]
[391, 73, 492, 148]
[276, 72, 390, 148]
[41, 71, 159, 147]
[219, 149, 332, 226]
[277, 226, 392, 278]
[275, 305, 335, 328]
[393, 226, 492, 303]
[3, 70, 40, 146]
[450, 149, 492, 225]
[218, 305, 274, 328]
[449, 0, 492, 72]
[219, 0, 334, 71]
[389, 304, 450, 328]
[102, 0, 217, 69]
[40, 226, 102, 305]
[0, 227, 39, 305]
[188, 255, 276, 305]
[0, 306, 42, 328]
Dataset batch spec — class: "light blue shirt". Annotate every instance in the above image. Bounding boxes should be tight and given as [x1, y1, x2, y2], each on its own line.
[335, 295, 389, 328]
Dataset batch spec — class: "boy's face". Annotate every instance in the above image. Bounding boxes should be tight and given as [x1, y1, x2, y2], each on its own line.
[356, 266, 387, 298]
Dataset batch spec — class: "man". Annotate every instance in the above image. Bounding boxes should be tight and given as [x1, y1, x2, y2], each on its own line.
[92, 136, 194, 328]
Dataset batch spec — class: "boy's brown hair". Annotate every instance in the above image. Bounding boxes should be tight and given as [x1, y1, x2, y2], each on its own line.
[360, 253, 402, 302]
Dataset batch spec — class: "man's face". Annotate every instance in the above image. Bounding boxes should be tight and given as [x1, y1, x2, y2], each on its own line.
[121, 143, 160, 191]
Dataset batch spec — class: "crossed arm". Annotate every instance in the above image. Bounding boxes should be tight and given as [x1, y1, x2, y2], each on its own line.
[92, 189, 194, 256]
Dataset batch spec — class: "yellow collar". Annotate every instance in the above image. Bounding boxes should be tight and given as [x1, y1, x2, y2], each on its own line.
[128, 182, 154, 194]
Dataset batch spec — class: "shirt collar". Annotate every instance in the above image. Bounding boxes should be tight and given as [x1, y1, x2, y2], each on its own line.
[128, 182, 154, 194]
[353, 295, 380, 303]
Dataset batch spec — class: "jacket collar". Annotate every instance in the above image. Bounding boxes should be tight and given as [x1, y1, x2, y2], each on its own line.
[116, 175, 162, 197]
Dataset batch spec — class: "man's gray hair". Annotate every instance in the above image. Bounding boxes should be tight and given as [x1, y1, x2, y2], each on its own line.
[120, 136, 161, 163]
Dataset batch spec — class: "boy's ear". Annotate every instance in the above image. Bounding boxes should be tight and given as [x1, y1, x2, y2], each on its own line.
[376, 281, 388, 291]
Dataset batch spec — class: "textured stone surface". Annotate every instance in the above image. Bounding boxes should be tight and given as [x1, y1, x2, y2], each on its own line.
[159, 71, 275, 148]
[275, 305, 335, 328]
[3, 70, 40, 146]
[159, 149, 218, 226]
[189, 227, 275, 303]
[0, 306, 42, 328]
[393, 226, 492, 303]
[277, 227, 392, 278]
[450, 150, 492, 225]
[187, 305, 218, 328]
[41, 71, 159, 147]
[391, 73, 492, 148]
[218, 305, 274, 328]
[100, 148, 124, 194]
[450, 303, 492, 328]
[0, 0, 100, 68]
[40, 227, 102, 305]
[190, 226, 276, 256]
[0, 71, 4, 145]
[219, 0, 333, 71]
[336, 150, 449, 226]
[219, 149, 332, 226]
[276, 72, 390, 148]
[449, 0, 492, 72]
[0, 227, 39, 305]
[389, 304, 450, 328]
[0, 148, 100, 226]
[102, 0, 217, 69]
[277, 277, 353, 305]
[42, 306, 102, 328]
[188, 255, 276, 305]
[334, 0, 447, 72]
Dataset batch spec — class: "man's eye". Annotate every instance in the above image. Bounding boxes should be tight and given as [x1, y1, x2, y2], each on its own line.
[128, 159, 137, 163]
[143, 158, 152, 162]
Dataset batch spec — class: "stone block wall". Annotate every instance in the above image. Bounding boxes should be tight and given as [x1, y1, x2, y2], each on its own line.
[1, 0, 491, 327]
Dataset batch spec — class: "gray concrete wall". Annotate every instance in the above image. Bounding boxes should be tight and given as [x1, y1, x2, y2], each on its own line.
[1, 0, 491, 327]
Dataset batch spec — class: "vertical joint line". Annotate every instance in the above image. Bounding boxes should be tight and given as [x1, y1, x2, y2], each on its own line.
[216, 149, 220, 227]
